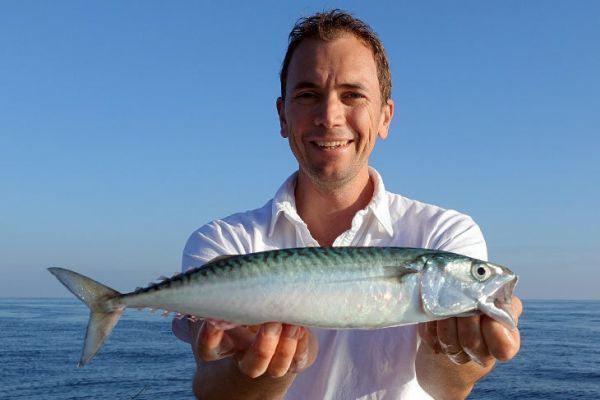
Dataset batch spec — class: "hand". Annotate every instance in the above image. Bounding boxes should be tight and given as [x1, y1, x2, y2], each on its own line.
[418, 296, 522, 367]
[173, 318, 317, 378]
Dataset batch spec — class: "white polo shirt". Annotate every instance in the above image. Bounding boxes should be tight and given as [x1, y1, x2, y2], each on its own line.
[182, 167, 487, 400]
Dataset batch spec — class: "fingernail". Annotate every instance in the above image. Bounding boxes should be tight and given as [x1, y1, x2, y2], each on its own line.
[263, 323, 282, 337]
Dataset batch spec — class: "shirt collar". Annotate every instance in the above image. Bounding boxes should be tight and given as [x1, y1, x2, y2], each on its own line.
[268, 167, 394, 238]
[268, 171, 301, 237]
[367, 167, 394, 237]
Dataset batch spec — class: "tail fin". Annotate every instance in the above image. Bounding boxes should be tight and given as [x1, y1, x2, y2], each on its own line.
[48, 267, 124, 367]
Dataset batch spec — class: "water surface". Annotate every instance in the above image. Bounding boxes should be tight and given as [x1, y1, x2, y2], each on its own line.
[1, 299, 598, 399]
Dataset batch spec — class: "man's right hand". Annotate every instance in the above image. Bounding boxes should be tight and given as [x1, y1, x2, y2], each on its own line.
[172, 318, 318, 399]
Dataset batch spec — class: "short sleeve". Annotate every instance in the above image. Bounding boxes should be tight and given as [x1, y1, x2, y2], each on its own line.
[432, 215, 488, 261]
[181, 220, 250, 272]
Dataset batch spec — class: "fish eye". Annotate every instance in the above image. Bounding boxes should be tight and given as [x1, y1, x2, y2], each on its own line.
[471, 262, 492, 281]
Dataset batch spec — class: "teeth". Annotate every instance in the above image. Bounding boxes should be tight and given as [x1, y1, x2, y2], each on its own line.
[315, 140, 350, 148]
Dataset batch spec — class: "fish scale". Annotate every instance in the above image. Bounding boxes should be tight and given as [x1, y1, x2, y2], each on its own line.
[47, 246, 517, 366]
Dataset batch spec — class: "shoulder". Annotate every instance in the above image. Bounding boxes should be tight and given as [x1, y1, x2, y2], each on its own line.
[196, 200, 273, 244]
[182, 200, 273, 270]
[387, 193, 476, 234]
[386, 192, 487, 260]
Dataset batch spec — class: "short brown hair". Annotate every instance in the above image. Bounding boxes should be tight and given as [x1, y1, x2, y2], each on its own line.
[279, 9, 392, 104]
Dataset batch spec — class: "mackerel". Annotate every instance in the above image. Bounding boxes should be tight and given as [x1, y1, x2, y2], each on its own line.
[48, 246, 517, 367]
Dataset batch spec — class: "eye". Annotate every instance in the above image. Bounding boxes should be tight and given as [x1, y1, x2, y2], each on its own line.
[294, 91, 319, 99]
[343, 92, 365, 101]
[471, 262, 492, 281]
[294, 91, 319, 105]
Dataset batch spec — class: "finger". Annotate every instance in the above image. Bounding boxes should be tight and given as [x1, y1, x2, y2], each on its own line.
[510, 296, 523, 325]
[417, 323, 429, 345]
[481, 296, 522, 361]
[266, 324, 302, 378]
[194, 320, 234, 362]
[238, 322, 283, 378]
[418, 322, 439, 353]
[437, 317, 471, 364]
[481, 316, 521, 361]
[223, 326, 256, 351]
[437, 318, 460, 353]
[171, 317, 192, 343]
[427, 321, 440, 349]
[246, 324, 261, 334]
[289, 327, 310, 373]
[456, 315, 492, 367]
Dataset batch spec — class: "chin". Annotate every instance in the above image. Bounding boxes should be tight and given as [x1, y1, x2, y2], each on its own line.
[305, 166, 357, 188]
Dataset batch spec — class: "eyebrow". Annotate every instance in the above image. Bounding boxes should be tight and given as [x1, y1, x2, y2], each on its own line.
[291, 81, 319, 91]
[339, 83, 368, 92]
[291, 81, 369, 92]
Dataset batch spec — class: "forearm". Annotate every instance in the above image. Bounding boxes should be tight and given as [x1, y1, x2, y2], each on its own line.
[416, 341, 493, 400]
[193, 357, 296, 400]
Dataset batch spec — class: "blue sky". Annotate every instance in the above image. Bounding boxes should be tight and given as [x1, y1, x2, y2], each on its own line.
[1, 1, 598, 299]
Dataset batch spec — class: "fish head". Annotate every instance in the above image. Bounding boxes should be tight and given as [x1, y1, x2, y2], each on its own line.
[420, 254, 518, 330]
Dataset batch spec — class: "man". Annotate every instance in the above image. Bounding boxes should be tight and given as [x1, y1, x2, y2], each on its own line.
[173, 10, 522, 400]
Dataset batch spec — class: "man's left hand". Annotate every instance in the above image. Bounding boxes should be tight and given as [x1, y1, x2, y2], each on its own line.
[419, 295, 522, 367]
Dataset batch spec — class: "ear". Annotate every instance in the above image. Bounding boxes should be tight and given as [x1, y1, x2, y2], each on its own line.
[377, 99, 394, 140]
[276, 97, 288, 138]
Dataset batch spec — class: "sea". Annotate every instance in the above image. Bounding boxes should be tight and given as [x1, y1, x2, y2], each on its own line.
[0, 299, 598, 399]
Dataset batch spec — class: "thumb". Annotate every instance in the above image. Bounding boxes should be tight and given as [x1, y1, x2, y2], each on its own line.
[172, 317, 192, 343]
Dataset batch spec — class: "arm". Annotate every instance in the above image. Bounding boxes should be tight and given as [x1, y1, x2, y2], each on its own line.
[173, 319, 318, 400]
[416, 296, 522, 399]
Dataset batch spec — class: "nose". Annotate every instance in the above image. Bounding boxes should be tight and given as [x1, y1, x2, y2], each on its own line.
[314, 94, 344, 128]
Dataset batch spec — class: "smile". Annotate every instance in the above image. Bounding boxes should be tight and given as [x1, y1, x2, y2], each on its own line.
[312, 140, 352, 149]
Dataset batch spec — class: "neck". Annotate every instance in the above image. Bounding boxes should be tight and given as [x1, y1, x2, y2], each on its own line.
[295, 168, 374, 246]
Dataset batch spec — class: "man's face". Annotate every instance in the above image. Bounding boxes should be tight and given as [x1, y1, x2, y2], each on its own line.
[277, 34, 393, 189]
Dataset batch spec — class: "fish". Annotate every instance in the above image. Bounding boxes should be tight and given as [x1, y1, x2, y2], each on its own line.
[48, 246, 518, 367]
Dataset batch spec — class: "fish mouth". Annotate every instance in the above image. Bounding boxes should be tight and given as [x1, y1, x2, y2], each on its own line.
[478, 275, 518, 330]
[495, 275, 517, 308]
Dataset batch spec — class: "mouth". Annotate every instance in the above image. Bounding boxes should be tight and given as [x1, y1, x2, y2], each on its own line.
[495, 276, 517, 305]
[478, 275, 519, 330]
[311, 140, 353, 149]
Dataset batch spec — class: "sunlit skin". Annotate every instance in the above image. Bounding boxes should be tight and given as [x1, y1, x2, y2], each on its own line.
[416, 298, 522, 399]
[276, 35, 393, 194]
[276, 34, 393, 247]
[180, 33, 522, 400]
